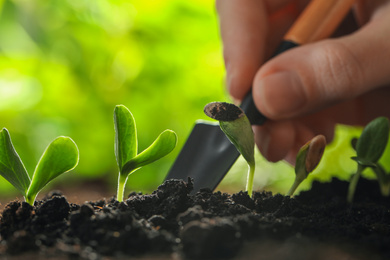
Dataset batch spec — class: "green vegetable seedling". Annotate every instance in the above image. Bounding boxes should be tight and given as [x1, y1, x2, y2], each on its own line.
[0, 128, 79, 205]
[204, 102, 255, 197]
[287, 135, 326, 196]
[348, 117, 390, 202]
[114, 105, 177, 202]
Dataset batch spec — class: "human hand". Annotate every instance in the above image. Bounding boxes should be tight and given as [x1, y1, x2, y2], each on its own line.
[216, 0, 390, 164]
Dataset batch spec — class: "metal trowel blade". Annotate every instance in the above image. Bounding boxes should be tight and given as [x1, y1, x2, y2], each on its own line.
[165, 121, 239, 194]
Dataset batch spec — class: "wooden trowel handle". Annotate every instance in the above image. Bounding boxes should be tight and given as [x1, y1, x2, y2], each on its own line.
[242, 0, 356, 125]
[285, 0, 356, 44]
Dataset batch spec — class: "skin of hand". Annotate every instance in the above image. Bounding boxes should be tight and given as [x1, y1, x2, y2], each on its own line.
[216, 0, 390, 164]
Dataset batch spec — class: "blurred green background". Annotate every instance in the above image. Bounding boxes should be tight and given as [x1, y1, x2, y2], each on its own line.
[0, 0, 386, 198]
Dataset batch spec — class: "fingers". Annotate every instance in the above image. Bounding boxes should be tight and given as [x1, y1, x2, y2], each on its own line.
[216, 0, 300, 101]
[252, 3, 390, 120]
[216, 0, 268, 100]
[354, 0, 390, 25]
[254, 119, 321, 163]
[254, 120, 296, 162]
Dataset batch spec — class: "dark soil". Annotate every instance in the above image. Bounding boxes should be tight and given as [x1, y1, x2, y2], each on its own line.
[1, 177, 389, 260]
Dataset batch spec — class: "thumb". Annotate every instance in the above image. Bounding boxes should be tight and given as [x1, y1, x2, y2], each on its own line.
[252, 18, 390, 120]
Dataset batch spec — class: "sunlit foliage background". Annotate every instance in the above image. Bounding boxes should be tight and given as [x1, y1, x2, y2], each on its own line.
[0, 0, 384, 197]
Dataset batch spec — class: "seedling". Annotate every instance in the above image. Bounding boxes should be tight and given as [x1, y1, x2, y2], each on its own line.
[0, 128, 79, 205]
[348, 117, 390, 202]
[287, 135, 326, 196]
[114, 105, 177, 202]
[204, 102, 255, 197]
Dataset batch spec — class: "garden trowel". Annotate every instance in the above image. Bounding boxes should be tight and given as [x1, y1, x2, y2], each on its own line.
[165, 0, 356, 193]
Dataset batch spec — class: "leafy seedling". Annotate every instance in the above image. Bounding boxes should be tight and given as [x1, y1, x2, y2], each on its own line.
[0, 128, 79, 205]
[287, 135, 326, 196]
[114, 105, 177, 202]
[204, 102, 255, 197]
[348, 117, 390, 202]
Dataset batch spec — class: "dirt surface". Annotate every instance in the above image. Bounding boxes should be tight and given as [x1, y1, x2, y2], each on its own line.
[0, 177, 389, 259]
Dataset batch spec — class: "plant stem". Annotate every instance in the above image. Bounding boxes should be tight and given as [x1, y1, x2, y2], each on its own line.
[117, 174, 128, 202]
[347, 164, 364, 203]
[380, 182, 390, 197]
[286, 179, 301, 196]
[25, 193, 36, 206]
[372, 164, 390, 197]
[246, 162, 255, 198]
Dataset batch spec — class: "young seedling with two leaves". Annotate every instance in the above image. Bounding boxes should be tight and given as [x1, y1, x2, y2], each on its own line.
[287, 135, 326, 196]
[348, 116, 390, 203]
[114, 105, 177, 202]
[0, 128, 79, 205]
[204, 102, 256, 197]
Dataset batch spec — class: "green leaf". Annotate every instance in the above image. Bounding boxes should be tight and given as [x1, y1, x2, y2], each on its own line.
[204, 102, 255, 165]
[220, 117, 255, 166]
[114, 105, 137, 172]
[26, 136, 79, 204]
[0, 128, 30, 196]
[121, 130, 177, 175]
[356, 117, 389, 163]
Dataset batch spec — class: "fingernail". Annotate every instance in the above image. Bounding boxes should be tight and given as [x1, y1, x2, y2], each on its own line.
[254, 71, 306, 118]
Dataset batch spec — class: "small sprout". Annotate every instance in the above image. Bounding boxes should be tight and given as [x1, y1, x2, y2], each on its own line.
[287, 135, 326, 196]
[0, 128, 79, 205]
[348, 117, 390, 202]
[204, 102, 255, 197]
[114, 105, 177, 202]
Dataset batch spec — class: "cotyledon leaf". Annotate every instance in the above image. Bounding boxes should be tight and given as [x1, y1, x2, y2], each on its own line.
[356, 117, 389, 164]
[0, 128, 31, 196]
[114, 105, 137, 172]
[204, 102, 255, 165]
[121, 130, 177, 176]
[26, 136, 79, 204]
